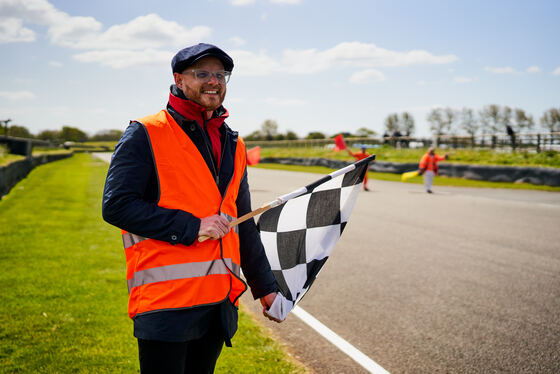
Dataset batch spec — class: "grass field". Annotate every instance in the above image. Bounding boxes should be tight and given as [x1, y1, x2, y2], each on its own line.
[0, 154, 306, 373]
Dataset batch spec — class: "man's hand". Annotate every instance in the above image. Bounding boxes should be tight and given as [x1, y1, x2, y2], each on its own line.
[260, 292, 282, 323]
[198, 214, 230, 240]
[418, 168, 425, 176]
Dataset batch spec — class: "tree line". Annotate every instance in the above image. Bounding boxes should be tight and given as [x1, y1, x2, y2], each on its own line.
[0, 120, 123, 143]
[244, 119, 377, 141]
[2, 106, 558, 144]
[384, 106, 560, 138]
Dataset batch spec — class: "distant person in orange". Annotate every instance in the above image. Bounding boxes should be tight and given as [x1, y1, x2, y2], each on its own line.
[418, 147, 448, 193]
[347, 145, 371, 191]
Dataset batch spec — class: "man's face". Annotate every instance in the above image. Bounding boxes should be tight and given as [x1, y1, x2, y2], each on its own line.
[174, 56, 227, 111]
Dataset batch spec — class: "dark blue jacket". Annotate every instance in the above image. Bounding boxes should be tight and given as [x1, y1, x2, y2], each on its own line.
[102, 85, 277, 343]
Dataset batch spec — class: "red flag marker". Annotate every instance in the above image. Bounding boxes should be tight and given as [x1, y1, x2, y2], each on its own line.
[334, 134, 347, 151]
[247, 146, 261, 165]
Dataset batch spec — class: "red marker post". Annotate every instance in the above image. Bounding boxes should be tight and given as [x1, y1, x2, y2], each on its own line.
[334, 134, 347, 151]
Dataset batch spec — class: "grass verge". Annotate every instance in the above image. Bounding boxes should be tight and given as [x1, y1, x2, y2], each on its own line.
[253, 163, 560, 192]
[0, 153, 306, 373]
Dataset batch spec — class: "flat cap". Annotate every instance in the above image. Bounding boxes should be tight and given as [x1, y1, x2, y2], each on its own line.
[171, 43, 234, 73]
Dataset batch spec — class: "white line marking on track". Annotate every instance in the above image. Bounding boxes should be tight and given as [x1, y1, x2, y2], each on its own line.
[292, 306, 390, 374]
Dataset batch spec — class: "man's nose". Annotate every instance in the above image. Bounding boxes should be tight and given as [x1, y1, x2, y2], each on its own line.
[208, 73, 219, 84]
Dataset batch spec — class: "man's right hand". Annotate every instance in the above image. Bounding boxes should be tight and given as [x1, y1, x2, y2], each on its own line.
[198, 214, 230, 240]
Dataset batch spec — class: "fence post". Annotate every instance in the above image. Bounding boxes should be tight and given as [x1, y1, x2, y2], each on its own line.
[537, 134, 541, 153]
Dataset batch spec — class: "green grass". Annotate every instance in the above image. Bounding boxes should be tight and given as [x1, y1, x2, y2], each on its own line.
[252, 163, 560, 192]
[259, 146, 560, 168]
[0, 154, 306, 373]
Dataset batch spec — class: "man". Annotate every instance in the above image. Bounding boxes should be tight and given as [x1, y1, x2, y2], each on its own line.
[347, 145, 371, 191]
[102, 43, 279, 374]
[418, 147, 448, 193]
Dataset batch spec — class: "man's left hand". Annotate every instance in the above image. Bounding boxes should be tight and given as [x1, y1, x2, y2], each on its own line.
[260, 292, 282, 323]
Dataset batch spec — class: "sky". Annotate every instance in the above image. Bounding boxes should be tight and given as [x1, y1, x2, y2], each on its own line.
[1, 0, 559, 138]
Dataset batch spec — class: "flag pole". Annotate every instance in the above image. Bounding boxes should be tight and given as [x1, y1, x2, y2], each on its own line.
[198, 155, 375, 242]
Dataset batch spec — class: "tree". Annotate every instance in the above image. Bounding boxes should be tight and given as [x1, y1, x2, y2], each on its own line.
[400, 112, 415, 136]
[513, 109, 534, 133]
[285, 131, 298, 140]
[384, 113, 400, 135]
[60, 126, 88, 142]
[459, 107, 478, 137]
[540, 108, 560, 134]
[260, 119, 278, 141]
[500, 106, 513, 132]
[305, 131, 326, 139]
[427, 108, 448, 136]
[2, 125, 33, 138]
[37, 130, 60, 141]
[355, 127, 377, 137]
[443, 107, 456, 134]
[331, 132, 353, 138]
[243, 130, 263, 141]
[479, 104, 501, 134]
[91, 129, 124, 141]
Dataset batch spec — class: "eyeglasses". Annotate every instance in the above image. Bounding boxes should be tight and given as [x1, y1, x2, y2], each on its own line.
[184, 69, 231, 84]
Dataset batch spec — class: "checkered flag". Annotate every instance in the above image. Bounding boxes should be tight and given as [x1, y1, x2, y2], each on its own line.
[258, 155, 375, 321]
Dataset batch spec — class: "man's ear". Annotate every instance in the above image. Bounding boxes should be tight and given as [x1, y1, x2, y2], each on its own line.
[173, 72, 183, 87]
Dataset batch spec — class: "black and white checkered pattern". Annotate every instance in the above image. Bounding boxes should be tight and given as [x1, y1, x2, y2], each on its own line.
[258, 160, 369, 320]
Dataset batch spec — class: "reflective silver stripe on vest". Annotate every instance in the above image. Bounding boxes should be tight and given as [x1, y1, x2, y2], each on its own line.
[221, 213, 239, 235]
[128, 258, 241, 293]
[122, 233, 148, 249]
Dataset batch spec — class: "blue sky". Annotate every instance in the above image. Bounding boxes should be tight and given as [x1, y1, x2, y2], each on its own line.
[1, 0, 559, 138]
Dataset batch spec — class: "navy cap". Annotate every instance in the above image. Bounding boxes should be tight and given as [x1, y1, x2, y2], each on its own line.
[171, 43, 234, 73]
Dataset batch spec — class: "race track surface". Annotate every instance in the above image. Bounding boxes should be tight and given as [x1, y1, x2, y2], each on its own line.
[242, 167, 560, 374]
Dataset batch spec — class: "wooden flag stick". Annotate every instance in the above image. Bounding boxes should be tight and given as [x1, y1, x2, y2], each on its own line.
[198, 200, 280, 242]
[197, 154, 375, 242]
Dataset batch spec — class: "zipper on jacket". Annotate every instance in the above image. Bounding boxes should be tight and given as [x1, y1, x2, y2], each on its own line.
[202, 117, 219, 185]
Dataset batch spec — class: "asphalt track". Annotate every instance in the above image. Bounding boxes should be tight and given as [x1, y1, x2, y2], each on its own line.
[242, 167, 560, 374]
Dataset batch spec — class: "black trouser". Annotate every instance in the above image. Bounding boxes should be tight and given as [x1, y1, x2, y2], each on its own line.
[138, 331, 224, 374]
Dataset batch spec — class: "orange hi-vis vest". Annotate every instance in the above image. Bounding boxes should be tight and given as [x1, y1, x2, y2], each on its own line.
[122, 110, 247, 319]
[419, 153, 445, 174]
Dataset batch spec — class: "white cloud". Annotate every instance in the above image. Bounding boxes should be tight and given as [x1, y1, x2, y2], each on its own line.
[484, 66, 517, 74]
[0, 18, 35, 43]
[68, 14, 211, 50]
[0, 0, 211, 50]
[526, 65, 540, 73]
[230, 0, 256, 5]
[73, 48, 173, 69]
[0, 0, 213, 69]
[552, 67, 560, 75]
[232, 42, 458, 76]
[453, 76, 472, 84]
[230, 49, 282, 75]
[229, 36, 246, 47]
[349, 69, 385, 84]
[0, 90, 36, 100]
[49, 60, 62, 67]
[282, 42, 458, 74]
[416, 80, 426, 86]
